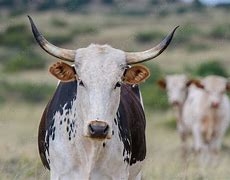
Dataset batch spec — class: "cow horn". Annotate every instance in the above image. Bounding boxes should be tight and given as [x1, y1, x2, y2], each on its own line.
[126, 26, 179, 64]
[28, 16, 75, 62]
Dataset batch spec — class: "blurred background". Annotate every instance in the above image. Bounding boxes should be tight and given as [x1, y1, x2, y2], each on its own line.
[0, 0, 230, 179]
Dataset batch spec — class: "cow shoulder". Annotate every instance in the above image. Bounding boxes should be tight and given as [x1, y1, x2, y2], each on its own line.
[38, 80, 78, 169]
[119, 84, 146, 165]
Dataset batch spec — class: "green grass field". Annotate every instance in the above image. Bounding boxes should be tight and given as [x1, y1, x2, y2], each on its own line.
[1, 6, 230, 179]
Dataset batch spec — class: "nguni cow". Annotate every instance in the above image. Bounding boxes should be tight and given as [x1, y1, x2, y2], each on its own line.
[157, 74, 193, 155]
[28, 16, 178, 179]
[182, 75, 230, 162]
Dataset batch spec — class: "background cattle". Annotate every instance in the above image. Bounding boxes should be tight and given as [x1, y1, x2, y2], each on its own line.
[182, 75, 230, 164]
[157, 74, 193, 155]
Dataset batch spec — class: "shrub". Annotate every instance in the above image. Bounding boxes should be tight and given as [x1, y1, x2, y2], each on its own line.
[0, 23, 34, 48]
[186, 43, 210, 52]
[135, 30, 165, 43]
[51, 18, 68, 27]
[192, 60, 228, 77]
[209, 24, 230, 40]
[46, 33, 73, 46]
[3, 51, 46, 72]
[174, 24, 201, 44]
[0, 80, 55, 103]
[71, 25, 98, 36]
[64, 0, 91, 11]
[16, 83, 54, 103]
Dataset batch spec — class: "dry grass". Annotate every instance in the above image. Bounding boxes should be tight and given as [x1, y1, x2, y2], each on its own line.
[0, 7, 230, 180]
[1, 105, 230, 179]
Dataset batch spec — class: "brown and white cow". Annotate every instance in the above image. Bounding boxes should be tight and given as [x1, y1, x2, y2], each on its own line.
[158, 74, 193, 154]
[182, 75, 230, 161]
[28, 16, 178, 179]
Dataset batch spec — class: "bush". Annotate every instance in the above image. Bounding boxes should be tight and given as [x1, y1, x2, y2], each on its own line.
[140, 63, 169, 110]
[135, 30, 165, 43]
[51, 18, 68, 27]
[209, 24, 230, 40]
[71, 25, 98, 36]
[3, 51, 46, 72]
[0, 23, 34, 48]
[174, 24, 201, 44]
[192, 60, 228, 77]
[64, 0, 91, 11]
[46, 33, 73, 46]
[16, 83, 54, 103]
[0, 80, 55, 103]
[186, 42, 210, 52]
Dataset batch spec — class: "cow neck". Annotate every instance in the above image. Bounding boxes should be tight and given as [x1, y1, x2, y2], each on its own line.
[176, 90, 189, 124]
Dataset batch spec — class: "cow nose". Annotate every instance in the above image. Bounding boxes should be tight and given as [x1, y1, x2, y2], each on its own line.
[88, 121, 109, 139]
[171, 101, 180, 106]
[211, 102, 219, 108]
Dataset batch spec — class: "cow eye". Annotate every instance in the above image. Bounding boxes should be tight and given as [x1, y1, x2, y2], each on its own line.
[114, 82, 121, 89]
[79, 80, 85, 87]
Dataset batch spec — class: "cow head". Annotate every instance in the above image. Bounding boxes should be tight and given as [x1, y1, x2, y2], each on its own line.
[192, 75, 230, 109]
[157, 74, 192, 107]
[28, 16, 178, 139]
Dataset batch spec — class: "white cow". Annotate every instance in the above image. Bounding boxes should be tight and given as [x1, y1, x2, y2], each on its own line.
[182, 75, 230, 162]
[158, 74, 193, 154]
[28, 16, 178, 180]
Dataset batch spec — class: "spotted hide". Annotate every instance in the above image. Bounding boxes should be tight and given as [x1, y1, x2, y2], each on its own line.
[39, 80, 146, 179]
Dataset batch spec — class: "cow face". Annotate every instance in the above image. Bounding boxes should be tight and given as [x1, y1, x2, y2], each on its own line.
[192, 76, 230, 109]
[158, 74, 191, 107]
[28, 16, 177, 139]
[49, 45, 150, 139]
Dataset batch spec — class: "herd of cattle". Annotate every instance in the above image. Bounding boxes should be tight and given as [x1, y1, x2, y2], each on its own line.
[158, 75, 230, 162]
[26, 15, 229, 179]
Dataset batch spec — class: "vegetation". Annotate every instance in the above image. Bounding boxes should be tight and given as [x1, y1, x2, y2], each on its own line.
[0, 23, 34, 48]
[135, 30, 164, 43]
[0, 80, 55, 103]
[192, 60, 228, 77]
[3, 51, 46, 72]
[209, 24, 230, 40]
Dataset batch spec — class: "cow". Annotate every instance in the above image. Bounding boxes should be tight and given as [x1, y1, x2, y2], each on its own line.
[182, 75, 230, 163]
[157, 74, 193, 156]
[28, 16, 178, 179]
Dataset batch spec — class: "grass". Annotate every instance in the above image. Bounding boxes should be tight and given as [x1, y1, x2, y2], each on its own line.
[0, 6, 230, 179]
[1, 104, 230, 179]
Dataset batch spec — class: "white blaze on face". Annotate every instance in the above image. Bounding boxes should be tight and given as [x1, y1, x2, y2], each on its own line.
[74, 44, 126, 137]
[201, 76, 228, 108]
[165, 74, 189, 106]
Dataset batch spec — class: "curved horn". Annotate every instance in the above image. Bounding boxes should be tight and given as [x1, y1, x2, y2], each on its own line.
[28, 15, 75, 62]
[126, 26, 179, 64]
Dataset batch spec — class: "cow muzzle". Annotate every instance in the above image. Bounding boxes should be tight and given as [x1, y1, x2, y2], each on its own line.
[88, 121, 109, 139]
[171, 100, 180, 107]
[211, 102, 220, 109]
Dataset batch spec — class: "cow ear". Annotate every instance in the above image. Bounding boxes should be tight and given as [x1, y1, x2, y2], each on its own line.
[49, 61, 77, 82]
[157, 79, 166, 89]
[190, 79, 204, 89]
[186, 80, 193, 87]
[226, 81, 230, 91]
[122, 65, 150, 84]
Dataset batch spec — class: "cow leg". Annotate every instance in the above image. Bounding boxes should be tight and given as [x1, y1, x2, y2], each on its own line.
[180, 131, 189, 159]
[134, 172, 142, 180]
[192, 125, 203, 154]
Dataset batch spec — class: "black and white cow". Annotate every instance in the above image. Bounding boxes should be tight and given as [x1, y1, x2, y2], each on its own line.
[28, 16, 178, 179]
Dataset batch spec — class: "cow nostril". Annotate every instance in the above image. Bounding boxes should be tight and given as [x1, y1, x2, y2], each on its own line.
[103, 125, 109, 135]
[88, 124, 95, 134]
[211, 102, 219, 108]
[172, 101, 180, 106]
[88, 122, 109, 139]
